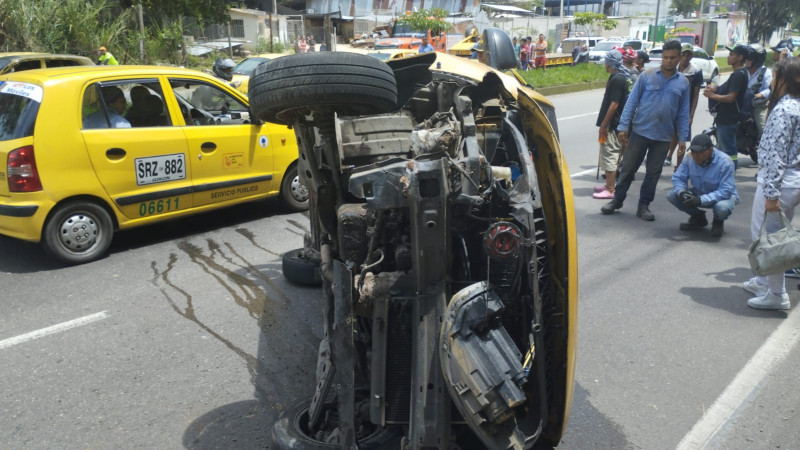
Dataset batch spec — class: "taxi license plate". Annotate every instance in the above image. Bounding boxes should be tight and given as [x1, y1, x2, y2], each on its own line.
[135, 154, 186, 186]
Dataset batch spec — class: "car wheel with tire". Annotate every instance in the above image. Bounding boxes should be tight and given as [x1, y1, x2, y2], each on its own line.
[280, 164, 309, 212]
[42, 200, 113, 265]
[282, 248, 322, 286]
[248, 52, 398, 125]
[271, 399, 401, 449]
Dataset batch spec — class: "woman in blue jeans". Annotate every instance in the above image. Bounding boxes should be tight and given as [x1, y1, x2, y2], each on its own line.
[743, 57, 800, 310]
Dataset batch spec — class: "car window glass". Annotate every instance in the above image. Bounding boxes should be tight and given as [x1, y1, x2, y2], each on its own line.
[82, 80, 170, 129]
[45, 59, 80, 68]
[625, 41, 642, 50]
[0, 87, 41, 142]
[10, 60, 42, 72]
[169, 79, 250, 126]
[694, 49, 708, 59]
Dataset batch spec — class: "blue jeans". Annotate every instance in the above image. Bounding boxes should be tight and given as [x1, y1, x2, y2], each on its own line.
[716, 123, 738, 170]
[614, 132, 671, 207]
[666, 190, 736, 221]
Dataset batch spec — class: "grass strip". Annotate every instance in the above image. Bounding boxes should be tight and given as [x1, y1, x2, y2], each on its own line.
[516, 63, 608, 89]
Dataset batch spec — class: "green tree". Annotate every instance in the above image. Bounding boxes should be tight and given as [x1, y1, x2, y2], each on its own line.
[740, 0, 796, 43]
[573, 12, 617, 36]
[120, 0, 231, 25]
[670, 0, 699, 16]
[395, 8, 453, 35]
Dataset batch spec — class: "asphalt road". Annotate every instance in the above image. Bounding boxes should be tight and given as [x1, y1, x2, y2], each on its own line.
[1, 79, 799, 449]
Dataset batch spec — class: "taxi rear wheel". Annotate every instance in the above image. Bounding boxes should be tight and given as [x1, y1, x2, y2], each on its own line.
[42, 201, 113, 265]
[280, 164, 309, 212]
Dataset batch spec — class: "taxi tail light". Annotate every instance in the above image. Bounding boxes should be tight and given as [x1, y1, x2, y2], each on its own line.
[8, 145, 43, 192]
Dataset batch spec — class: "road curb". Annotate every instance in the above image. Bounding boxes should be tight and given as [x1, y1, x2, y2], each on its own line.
[535, 80, 607, 96]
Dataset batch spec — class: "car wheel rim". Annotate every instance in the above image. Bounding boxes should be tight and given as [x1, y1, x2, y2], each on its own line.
[58, 213, 99, 253]
[291, 175, 309, 203]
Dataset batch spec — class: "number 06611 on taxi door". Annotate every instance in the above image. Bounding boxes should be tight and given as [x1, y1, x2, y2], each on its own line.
[135, 154, 186, 186]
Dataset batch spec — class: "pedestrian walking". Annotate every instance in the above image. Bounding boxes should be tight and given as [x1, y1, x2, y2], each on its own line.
[600, 40, 690, 221]
[667, 133, 739, 236]
[704, 44, 748, 169]
[593, 50, 631, 200]
[743, 57, 800, 310]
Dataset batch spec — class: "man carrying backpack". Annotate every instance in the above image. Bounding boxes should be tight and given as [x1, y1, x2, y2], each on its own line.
[703, 44, 748, 170]
[745, 44, 772, 136]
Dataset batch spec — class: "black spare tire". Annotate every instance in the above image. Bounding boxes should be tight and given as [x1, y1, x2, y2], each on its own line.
[249, 52, 398, 125]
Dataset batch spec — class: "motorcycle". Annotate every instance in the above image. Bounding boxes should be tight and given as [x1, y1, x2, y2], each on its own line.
[248, 28, 577, 450]
[702, 117, 760, 164]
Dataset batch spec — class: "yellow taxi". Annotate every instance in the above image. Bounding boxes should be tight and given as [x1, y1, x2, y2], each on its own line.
[231, 53, 287, 94]
[0, 65, 306, 265]
[0, 52, 93, 74]
[365, 49, 419, 61]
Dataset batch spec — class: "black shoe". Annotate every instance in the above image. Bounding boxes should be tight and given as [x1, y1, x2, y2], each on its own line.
[679, 212, 708, 231]
[636, 205, 655, 221]
[601, 199, 623, 215]
[710, 219, 724, 237]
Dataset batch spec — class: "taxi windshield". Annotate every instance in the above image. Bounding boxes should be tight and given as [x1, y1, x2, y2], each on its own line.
[233, 58, 270, 75]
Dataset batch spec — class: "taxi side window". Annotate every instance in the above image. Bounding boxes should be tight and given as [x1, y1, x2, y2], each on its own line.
[169, 79, 250, 126]
[10, 60, 42, 72]
[82, 80, 171, 129]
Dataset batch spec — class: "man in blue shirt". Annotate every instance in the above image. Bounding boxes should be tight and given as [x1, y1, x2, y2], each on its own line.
[418, 36, 435, 54]
[667, 133, 739, 237]
[601, 39, 690, 221]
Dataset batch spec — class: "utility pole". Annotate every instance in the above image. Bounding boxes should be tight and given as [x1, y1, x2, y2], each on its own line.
[560, 0, 564, 42]
[138, 2, 145, 63]
[653, 0, 661, 44]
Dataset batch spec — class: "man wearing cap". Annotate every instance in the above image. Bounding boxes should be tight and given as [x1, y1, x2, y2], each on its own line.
[771, 39, 794, 62]
[745, 44, 772, 136]
[667, 133, 739, 237]
[97, 46, 118, 65]
[83, 86, 131, 129]
[665, 43, 703, 167]
[634, 50, 649, 73]
[601, 40, 690, 221]
[704, 44, 748, 169]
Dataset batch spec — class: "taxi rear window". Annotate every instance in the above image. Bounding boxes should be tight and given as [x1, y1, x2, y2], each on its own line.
[0, 82, 42, 142]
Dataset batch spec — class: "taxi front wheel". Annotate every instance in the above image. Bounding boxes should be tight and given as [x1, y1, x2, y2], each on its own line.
[42, 201, 113, 265]
[280, 164, 309, 212]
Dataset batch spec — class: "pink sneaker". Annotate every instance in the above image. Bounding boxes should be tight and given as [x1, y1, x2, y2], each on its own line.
[592, 189, 615, 199]
[594, 185, 607, 193]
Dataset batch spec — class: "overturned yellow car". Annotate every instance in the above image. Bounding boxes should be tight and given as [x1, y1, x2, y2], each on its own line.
[249, 27, 577, 449]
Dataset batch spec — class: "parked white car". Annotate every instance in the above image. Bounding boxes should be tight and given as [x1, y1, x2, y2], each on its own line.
[645, 45, 719, 83]
[556, 36, 604, 54]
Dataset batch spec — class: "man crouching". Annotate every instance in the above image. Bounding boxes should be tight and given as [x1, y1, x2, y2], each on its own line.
[666, 134, 740, 237]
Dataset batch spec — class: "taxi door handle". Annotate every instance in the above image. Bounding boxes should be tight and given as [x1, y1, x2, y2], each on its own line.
[201, 142, 217, 153]
[106, 148, 126, 160]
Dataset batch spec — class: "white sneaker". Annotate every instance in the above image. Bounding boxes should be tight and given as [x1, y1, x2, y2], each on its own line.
[747, 292, 791, 310]
[743, 278, 769, 297]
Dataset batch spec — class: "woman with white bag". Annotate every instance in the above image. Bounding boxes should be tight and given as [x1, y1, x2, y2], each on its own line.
[743, 57, 800, 310]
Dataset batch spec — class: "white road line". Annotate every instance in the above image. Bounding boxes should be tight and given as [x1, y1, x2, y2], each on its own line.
[558, 112, 598, 121]
[677, 309, 800, 449]
[0, 311, 110, 350]
[570, 168, 597, 178]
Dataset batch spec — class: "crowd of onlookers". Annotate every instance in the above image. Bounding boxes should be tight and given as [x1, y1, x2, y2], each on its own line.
[512, 34, 549, 71]
[592, 37, 800, 311]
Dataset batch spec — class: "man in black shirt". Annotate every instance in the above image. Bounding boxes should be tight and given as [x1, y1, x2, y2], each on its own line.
[593, 49, 631, 199]
[703, 44, 748, 169]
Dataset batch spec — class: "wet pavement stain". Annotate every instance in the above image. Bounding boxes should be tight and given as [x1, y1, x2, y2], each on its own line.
[149, 254, 264, 378]
[234, 228, 281, 257]
[286, 219, 309, 234]
[175, 239, 273, 319]
[222, 242, 292, 306]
